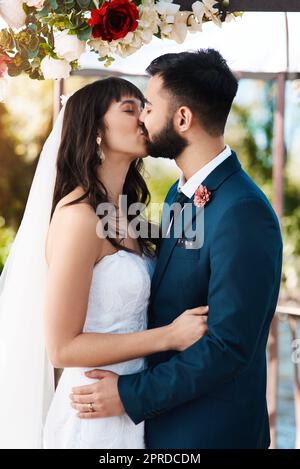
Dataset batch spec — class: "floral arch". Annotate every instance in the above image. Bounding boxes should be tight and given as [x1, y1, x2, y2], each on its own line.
[0, 1, 299, 79]
[0, 0, 242, 78]
[1, 1, 299, 80]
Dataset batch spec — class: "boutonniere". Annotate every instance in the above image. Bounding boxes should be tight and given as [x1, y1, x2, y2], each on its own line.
[194, 184, 211, 208]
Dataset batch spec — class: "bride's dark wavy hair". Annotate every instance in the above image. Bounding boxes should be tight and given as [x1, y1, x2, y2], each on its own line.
[51, 77, 156, 257]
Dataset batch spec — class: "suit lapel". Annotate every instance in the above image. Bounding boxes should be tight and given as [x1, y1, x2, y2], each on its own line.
[181, 151, 242, 235]
[151, 151, 242, 297]
[151, 186, 180, 294]
[200, 150, 241, 192]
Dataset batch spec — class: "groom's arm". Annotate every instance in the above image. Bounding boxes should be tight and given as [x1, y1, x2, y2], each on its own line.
[117, 198, 283, 424]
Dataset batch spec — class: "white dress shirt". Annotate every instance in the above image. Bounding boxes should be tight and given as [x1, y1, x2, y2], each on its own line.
[165, 145, 232, 237]
[178, 144, 232, 197]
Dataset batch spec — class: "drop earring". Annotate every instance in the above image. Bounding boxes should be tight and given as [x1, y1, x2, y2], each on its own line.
[96, 135, 105, 162]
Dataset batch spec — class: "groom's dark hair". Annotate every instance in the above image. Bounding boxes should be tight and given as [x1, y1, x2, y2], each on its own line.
[146, 49, 238, 137]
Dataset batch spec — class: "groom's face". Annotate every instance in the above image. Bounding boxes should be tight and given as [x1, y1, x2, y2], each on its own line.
[140, 75, 188, 160]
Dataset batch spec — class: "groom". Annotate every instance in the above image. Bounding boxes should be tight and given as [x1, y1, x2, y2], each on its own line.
[70, 50, 283, 449]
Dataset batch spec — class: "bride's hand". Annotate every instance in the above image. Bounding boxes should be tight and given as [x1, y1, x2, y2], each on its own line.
[169, 306, 209, 352]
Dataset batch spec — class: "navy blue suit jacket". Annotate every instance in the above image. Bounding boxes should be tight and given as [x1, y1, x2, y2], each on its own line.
[118, 151, 283, 449]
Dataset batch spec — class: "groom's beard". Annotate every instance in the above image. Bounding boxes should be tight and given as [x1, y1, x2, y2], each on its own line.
[145, 117, 188, 160]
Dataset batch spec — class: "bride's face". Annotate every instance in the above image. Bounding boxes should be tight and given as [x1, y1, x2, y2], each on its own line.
[101, 96, 148, 160]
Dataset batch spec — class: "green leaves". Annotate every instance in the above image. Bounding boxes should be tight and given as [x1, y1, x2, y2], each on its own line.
[76, 0, 95, 9]
[77, 25, 93, 41]
[0, 0, 97, 80]
[50, 0, 59, 8]
[98, 55, 115, 67]
[0, 29, 15, 53]
[41, 13, 75, 29]
[8, 52, 30, 77]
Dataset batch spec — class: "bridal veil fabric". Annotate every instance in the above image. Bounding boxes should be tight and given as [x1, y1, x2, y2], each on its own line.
[0, 105, 66, 448]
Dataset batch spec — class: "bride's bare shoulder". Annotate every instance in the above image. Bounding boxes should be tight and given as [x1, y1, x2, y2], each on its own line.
[52, 187, 97, 220]
[46, 188, 100, 265]
[51, 187, 98, 229]
[55, 187, 90, 211]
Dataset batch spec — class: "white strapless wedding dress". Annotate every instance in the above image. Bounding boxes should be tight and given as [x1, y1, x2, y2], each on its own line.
[43, 250, 155, 449]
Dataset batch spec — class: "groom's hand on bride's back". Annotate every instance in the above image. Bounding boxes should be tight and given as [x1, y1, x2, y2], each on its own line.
[170, 306, 208, 352]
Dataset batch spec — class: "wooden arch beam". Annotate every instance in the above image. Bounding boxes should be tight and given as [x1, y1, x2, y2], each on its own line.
[175, 0, 300, 12]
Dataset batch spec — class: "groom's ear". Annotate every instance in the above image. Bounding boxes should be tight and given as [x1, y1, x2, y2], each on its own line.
[174, 106, 193, 133]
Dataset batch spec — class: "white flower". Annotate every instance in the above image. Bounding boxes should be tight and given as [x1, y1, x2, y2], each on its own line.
[172, 12, 190, 43]
[89, 38, 117, 58]
[225, 13, 236, 23]
[192, 0, 221, 27]
[156, 0, 179, 34]
[121, 31, 135, 45]
[155, 0, 180, 17]
[109, 0, 159, 59]
[25, 0, 45, 10]
[155, 0, 190, 43]
[202, 0, 219, 16]
[138, 0, 159, 41]
[0, 0, 26, 29]
[41, 56, 71, 80]
[54, 30, 86, 62]
[191, 1, 205, 27]
[172, 20, 188, 43]
[117, 43, 139, 58]
[158, 8, 189, 44]
[139, 26, 154, 44]
[186, 12, 203, 33]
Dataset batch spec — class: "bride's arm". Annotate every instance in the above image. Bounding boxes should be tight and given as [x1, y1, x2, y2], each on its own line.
[44, 204, 208, 369]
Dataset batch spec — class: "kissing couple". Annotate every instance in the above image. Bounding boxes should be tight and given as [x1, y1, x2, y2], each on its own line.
[0, 49, 282, 449]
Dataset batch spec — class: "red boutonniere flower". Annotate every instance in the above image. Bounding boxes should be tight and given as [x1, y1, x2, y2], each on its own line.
[88, 0, 139, 42]
[194, 184, 211, 208]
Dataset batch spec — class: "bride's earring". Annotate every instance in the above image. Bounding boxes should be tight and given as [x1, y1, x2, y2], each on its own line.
[96, 135, 105, 162]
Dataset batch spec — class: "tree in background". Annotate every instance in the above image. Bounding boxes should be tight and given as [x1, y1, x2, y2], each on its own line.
[228, 81, 300, 297]
[0, 104, 37, 229]
[0, 216, 14, 272]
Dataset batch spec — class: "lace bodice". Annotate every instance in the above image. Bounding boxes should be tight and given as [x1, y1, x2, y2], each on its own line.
[83, 249, 154, 374]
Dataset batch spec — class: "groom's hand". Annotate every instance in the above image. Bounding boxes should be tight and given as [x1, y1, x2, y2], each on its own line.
[70, 369, 125, 419]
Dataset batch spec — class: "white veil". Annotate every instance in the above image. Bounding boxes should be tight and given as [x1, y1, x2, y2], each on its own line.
[0, 104, 66, 449]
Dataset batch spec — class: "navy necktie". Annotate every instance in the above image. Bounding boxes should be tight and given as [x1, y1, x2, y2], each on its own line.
[173, 190, 189, 207]
[165, 191, 189, 237]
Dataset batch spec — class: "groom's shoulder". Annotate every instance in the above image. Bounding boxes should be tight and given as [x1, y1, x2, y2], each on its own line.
[220, 167, 279, 225]
[231, 167, 271, 205]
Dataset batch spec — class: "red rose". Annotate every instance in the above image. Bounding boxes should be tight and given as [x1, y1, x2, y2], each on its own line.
[88, 0, 139, 42]
[0, 54, 12, 78]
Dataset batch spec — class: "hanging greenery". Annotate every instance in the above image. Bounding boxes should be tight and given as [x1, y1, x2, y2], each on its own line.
[0, 0, 237, 83]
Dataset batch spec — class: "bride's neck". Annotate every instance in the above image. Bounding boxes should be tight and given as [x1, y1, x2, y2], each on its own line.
[97, 157, 132, 206]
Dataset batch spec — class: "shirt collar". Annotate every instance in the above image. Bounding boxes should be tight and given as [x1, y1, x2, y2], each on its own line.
[178, 144, 232, 198]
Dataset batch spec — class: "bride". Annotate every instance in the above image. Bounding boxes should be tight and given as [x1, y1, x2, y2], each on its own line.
[0, 77, 208, 449]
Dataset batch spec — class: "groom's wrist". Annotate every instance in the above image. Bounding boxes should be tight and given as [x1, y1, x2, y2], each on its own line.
[117, 374, 145, 425]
